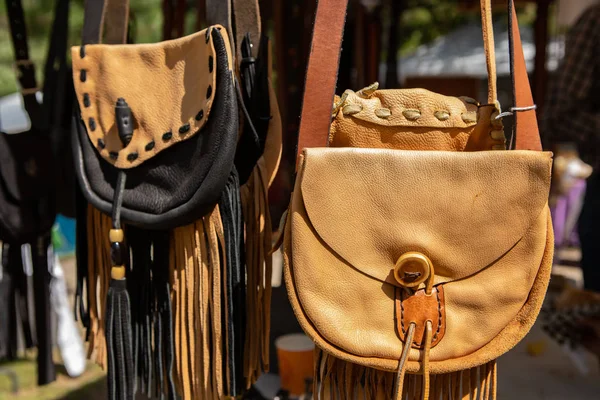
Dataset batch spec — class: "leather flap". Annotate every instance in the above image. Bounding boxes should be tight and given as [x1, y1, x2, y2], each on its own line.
[299, 148, 552, 286]
[72, 26, 232, 169]
[340, 89, 479, 128]
[0, 131, 53, 202]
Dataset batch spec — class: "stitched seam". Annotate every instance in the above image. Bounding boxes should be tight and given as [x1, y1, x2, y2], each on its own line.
[433, 288, 442, 342]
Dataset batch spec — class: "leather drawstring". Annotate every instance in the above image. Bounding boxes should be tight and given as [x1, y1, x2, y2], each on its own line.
[394, 322, 416, 400]
[394, 320, 434, 400]
[421, 320, 433, 400]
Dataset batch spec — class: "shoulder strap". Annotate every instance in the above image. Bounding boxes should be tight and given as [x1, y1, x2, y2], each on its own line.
[206, 0, 234, 54]
[480, 0, 497, 104]
[296, 0, 348, 161]
[232, 0, 261, 59]
[40, 0, 70, 130]
[82, 0, 130, 45]
[508, 0, 541, 151]
[4, 0, 39, 117]
[103, 0, 130, 44]
[296, 0, 541, 160]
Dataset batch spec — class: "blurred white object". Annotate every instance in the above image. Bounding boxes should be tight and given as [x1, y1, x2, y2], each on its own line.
[0, 92, 42, 134]
[50, 252, 86, 377]
[558, 0, 600, 28]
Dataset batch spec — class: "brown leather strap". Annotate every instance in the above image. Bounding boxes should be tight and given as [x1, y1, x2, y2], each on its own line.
[103, 0, 130, 44]
[232, 0, 261, 59]
[206, 0, 235, 59]
[296, 0, 349, 163]
[82, 0, 129, 45]
[296, 0, 541, 158]
[508, 0, 541, 151]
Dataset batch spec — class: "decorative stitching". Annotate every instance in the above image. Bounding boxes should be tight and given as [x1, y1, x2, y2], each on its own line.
[80, 45, 86, 59]
[402, 109, 421, 121]
[83, 93, 90, 108]
[195, 110, 204, 121]
[127, 152, 138, 162]
[342, 104, 361, 116]
[179, 123, 191, 134]
[145, 141, 155, 151]
[88, 117, 96, 131]
[375, 108, 391, 119]
[206, 85, 212, 99]
[162, 131, 173, 141]
[461, 112, 477, 124]
[97, 138, 105, 149]
[399, 288, 443, 346]
[80, 69, 87, 82]
[208, 55, 214, 73]
[109, 151, 118, 160]
[434, 110, 450, 121]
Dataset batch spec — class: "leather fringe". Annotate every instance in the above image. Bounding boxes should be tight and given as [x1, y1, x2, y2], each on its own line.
[86, 205, 113, 369]
[169, 206, 226, 399]
[240, 158, 273, 387]
[314, 349, 497, 400]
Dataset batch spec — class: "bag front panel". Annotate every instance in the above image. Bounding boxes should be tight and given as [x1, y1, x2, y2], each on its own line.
[284, 148, 553, 373]
[72, 28, 238, 229]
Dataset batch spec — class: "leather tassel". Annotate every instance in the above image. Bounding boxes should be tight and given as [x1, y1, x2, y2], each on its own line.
[105, 268, 134, 400]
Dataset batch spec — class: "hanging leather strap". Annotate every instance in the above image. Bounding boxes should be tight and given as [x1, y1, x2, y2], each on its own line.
[206, 0, 234, 55]
[296, 0, 348, 162]
[4, 0, 39, 116]
[82, 0, 107, 45]
[82, 0, 130, 45]
[296, 0, 541, 161]
[480, 0, 497, 104]
[103, 0, 130, 44]
[508, 0, 541, 151]
[232, 0, 261, 59]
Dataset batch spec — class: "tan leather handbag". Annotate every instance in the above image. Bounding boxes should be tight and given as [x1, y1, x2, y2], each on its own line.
[282, 1, 553, 399]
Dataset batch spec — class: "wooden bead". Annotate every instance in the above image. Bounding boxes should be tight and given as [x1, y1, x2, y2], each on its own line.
[111, 265, 126, 280]
[109, 228, 124, 242]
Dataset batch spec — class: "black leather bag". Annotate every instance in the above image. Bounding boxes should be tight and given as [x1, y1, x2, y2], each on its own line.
[0, 0, 72, 244]
[0, 131, 55, 244]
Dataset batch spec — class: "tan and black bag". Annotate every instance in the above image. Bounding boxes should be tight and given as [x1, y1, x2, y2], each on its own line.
[282, 1, 553, 399]
[71, 0, 280, 398]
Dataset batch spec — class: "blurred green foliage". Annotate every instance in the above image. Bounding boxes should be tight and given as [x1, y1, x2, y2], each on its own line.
[0, 0, 163, 97]
[0, 0, 538, 97]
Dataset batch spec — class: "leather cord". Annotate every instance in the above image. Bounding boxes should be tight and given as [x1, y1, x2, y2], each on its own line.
[296, 0, 542, 162]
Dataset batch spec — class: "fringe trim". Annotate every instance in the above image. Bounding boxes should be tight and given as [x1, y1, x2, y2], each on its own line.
[314, 349, 497, 400]
[240, 159, 273, 386]
[86, 204, 114, 369]
[85, 204, 228, 399]
[169, 206, 226, 399]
